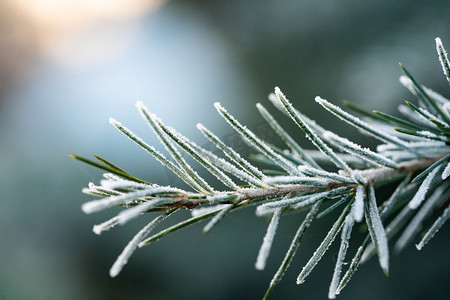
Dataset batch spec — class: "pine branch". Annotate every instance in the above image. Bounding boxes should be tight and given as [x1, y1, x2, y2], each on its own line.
[73, 37, 450, 299]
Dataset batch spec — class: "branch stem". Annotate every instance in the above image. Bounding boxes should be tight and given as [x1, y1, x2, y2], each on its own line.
[163, 154, 445, 209]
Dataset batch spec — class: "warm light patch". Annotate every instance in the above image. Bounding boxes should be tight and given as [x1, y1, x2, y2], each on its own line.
[6, 0, 166, 68]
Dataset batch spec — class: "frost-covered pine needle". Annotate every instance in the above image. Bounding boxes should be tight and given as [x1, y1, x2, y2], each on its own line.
[365, 185, 389, 275]
[177, 131, 268, 188]
[196, 123, 265, 179]
[395, 185, 447, 253]
[323, 131, 399, 169]
[335, 235, 370, 295]
[103, 173, 123, 181]
[416, 201, 450, 250]
[275, 88, 351, 172]
[263, 200, 323, 300]
[83, 182, 121, 197]
[399, 75, 417, 98]
[214, 102, 302, 176]
[328, 210, 355, 299]
[255, 207, 283, 271]
[263, 176, 329, 186]
[257, 187, 350, 211]
[298, 165, 354, 183]
[423, 85, 450, 105]
[93, 216, 120, 235]
[353, 185, 365, 223]
[109, 117, 208, 193]
[315, 96, 411, 151]
[100, 180, 156, 191]
[203, 203, 235, 233]
[137, 102, 216, 192]
[154, 117, 239, 190]
[337, 177, 411, 293]
[442, 161, 450, 180]
[191, 204, 230, 217]
[350, 170, 367, 186]
[316, 195, 353, 219]
[256, 103, 320, 169]
[117, 198, 173, 225]
[82, 187, 179, 214]
[398, 104, 436, 129]
[109, 209, 176, 278]
[296, 202, 352, 285]
[409, 166, 441, 209]
[436, 37, 450, 84]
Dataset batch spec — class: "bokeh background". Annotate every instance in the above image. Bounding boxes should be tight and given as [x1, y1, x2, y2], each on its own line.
[1, 0, 449, 299]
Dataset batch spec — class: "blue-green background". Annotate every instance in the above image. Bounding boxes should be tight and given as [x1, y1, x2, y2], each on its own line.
[1, 1, 449, 299]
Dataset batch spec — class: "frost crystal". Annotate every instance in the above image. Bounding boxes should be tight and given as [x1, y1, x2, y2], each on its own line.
[409, 167, 441, 209]
[436, 37, 450, 82]
[353, 185, 365, 222]
[442, 161, 450, 180]
[255, 207, 282, 270]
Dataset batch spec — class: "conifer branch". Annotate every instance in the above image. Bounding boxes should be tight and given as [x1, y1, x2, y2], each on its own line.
[73, 37, 450, 299]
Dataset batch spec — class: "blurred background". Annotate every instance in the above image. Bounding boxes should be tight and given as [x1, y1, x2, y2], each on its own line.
[1, 0, 449, 299]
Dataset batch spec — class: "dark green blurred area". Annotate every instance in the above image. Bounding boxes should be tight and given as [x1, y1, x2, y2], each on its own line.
[0, 0, 449, 299]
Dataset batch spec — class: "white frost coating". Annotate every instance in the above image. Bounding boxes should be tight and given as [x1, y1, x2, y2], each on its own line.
[298, 165, 353, 183]
[442, 162, 450, 180]
[110, 212, 170, 278]
[136, 102, 213, 193]
[255, 207, 282, 271]
[109, 117, 121, 127]
[257, 187, 350, 211]
[103, 173, 123, 181]
[196, 123, 265, 179]
[423, 86, 450, 105]
[206, 193, 233, 204]
[255, 207, 277, 217]
[203, 204, 234, 233]
[418, 107, 448, 128]
[257, 194, 318, 211]
[416, 131, 446, 141]
[416, 201, 450, 250]
[409, 167, 441, 209]
[117, 198, 171, 225]
[191, 204, 230, 217]
[110, 115, 206, 193]
[82, 187, 178, 214]
[366, 185, 389, 274]
[353, 185, 365, 222]
[436, 37, 450, 81]
[93, 216, 120, 235]
[316, 96, 410, 150]
[83, 183, 121, 197]
[324, 131, 398, 169]
[378, 141, 446, 152]
[398, 104, 429, 127]
[328, 212, 354, 299]
[275, 88, 350, 172]
[297, 202, 350, 285]
[214, 102, 302, 176]
[268, 92, 286, 112]
[444, 103, 450, 116]
[399, 75, 417, 96]
[257, 102, 320, 169]
[150, 112, 216, 192]
[351, 170, 367, 186]
[395, 185, 446, 252]
[164, 125, 239, 190]
[263, 175, 329, 186]
[100, 179, 153, 191]
[179, 131, 268, 188]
